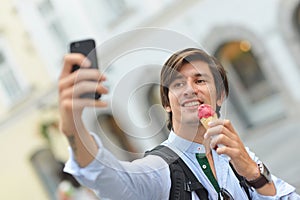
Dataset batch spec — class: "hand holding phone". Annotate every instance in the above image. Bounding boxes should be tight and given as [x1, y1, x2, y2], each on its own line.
[70, 39, 101, 99]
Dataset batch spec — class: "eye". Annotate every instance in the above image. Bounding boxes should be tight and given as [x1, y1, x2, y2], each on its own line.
[196, 79, 206, 84]
[174, 82, 184, 88]
[171, 81, 185, 89]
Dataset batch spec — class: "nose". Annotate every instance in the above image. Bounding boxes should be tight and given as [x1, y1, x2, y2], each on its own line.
[184, 80, 198, 97]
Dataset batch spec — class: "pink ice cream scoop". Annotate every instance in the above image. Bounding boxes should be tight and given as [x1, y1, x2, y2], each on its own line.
[198, 104, 217, 129]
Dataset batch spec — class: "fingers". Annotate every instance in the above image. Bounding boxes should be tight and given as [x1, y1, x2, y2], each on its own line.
[204, 119, 242, 153]
[59, 68, 107, 94]
[60, 98, 108, 112]
[60, 53, 91, 79]
[210, 133, 238, 151]
[59, 53, 109, 111]
[60, 80, 108, 99]
[59, 68, 108, 103]
[204, 119, 237, 140]
[204, 120, 256, 177]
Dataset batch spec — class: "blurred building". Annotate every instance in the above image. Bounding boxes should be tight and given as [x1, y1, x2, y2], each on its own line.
[0, 0, 300, 199]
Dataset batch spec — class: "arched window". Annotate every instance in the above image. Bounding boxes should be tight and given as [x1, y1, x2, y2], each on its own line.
[278, 0, 300, 71]
[147, 83, 169, 136]
[293, 3, 300, 37]
[216, 41, 276, 103]
[215, 40, 283, 127]
[147, 83, 161, 106]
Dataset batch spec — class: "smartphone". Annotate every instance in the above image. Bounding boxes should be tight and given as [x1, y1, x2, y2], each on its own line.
[70, 39, 101, 99]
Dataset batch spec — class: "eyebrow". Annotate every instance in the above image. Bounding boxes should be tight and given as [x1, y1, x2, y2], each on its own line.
[172, 72, 210, 81]
[193, 73, 210, 79]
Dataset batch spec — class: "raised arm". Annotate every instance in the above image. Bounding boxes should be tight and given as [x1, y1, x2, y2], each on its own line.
[58, 53, 108, 167]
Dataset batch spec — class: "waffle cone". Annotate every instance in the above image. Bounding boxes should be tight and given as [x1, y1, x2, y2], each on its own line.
[200, 114, 218, 129]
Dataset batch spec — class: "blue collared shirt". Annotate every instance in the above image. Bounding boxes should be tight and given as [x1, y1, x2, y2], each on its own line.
[65, 131, 299, 199]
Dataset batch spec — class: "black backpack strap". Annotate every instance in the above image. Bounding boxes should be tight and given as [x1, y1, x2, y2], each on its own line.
[176, 157, 209, 200]
[145, 145, 208, 200]
[229, 162, 252, 199]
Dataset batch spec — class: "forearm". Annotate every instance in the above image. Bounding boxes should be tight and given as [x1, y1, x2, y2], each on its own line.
[255, 182, 276, 196]
[66, 120, 98, 167]
[244, 161, 276, 196]
[242, 149, 300, 198]
[252, 175, 299, 199]
[64, 134, 171, 200]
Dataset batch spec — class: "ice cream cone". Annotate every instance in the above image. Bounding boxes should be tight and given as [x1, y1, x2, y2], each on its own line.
[198, 104, 217, 129]
[198, 104, 229, 153]
[200, 114, 218, 129]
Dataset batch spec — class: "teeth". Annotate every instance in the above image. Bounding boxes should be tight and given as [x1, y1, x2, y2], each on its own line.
[183, 101, 200, 107]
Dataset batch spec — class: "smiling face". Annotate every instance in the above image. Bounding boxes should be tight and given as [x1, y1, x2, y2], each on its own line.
[166, 60, 222, 130]
[160, 48, 229, 132]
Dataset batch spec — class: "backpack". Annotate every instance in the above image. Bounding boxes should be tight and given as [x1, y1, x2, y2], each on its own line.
[144, 145, 251, 200]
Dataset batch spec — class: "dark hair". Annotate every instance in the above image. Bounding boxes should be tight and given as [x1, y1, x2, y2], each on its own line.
[160, 48, 229, 130]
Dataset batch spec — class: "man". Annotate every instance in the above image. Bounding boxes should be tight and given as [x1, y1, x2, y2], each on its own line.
[59, 48, 299, 199]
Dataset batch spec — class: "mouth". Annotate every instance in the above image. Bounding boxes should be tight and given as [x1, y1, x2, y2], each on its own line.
[181, 100, 204, 108]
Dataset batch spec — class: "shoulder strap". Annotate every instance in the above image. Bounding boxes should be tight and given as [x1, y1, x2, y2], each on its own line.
[145, 145, 208, 200]
[176, 157, 209, 200]
[229, 163, 252, 199]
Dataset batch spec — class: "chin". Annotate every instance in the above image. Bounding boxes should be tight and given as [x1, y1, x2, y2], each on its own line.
[183, 118, 200, 126]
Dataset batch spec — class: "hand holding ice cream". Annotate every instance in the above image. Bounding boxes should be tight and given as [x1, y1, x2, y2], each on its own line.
[198, 104, 225, 151]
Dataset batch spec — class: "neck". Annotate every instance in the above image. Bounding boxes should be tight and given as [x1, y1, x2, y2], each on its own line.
[173, 123, 206, 144]
[173, 123, 213, 158]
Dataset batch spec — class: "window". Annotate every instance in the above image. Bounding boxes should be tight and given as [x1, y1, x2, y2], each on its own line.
[147, 83, 161, 105]
[30, 148, 62, 200]
[215, 40, 283, 127]
[78, 0, 129, 29]
[37, 0, 68, 48]
[216, 41, 275, 104]
[147, 83, 169, 136]
[15, 0, 71, 78]
[293, 3, 300, 37]
[0, 47, 26, 105]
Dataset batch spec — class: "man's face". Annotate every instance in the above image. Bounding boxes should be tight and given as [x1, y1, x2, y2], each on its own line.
[167, 60, 221, 128]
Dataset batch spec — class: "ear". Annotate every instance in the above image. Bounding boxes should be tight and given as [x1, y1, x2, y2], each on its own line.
[216, 91, 225, 107]
[165, 106, 172, 112]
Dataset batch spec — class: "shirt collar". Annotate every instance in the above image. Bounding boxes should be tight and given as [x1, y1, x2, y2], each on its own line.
[167, 130, 206, 154]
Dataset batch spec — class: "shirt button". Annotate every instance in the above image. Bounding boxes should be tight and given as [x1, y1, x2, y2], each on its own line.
[202, 165, 207, 169]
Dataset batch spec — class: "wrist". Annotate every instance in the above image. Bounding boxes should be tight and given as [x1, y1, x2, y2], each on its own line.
[245, 162, 273, 189]
[245, 162, 260, 181]
[61, 118, 85, 137]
